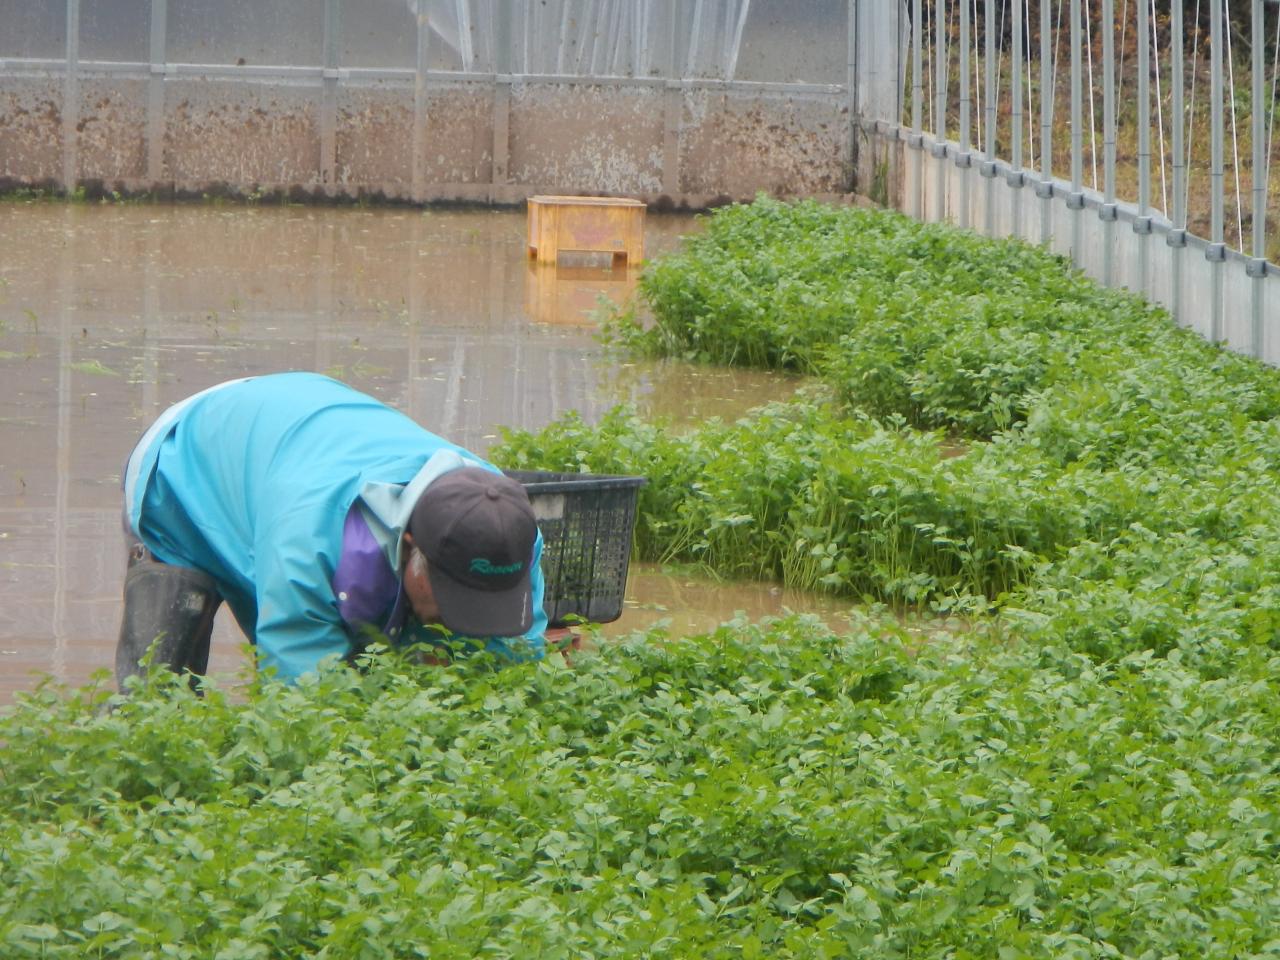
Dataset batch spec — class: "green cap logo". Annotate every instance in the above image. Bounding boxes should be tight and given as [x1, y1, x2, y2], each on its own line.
[470, 557, 524, 576]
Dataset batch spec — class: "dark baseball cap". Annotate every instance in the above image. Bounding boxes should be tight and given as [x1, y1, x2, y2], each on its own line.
[408, 466, 538, 638]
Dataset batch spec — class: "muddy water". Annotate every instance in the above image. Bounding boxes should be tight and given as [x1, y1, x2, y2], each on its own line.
[601, 565, 856, 639]
[0, 201, 821, 702]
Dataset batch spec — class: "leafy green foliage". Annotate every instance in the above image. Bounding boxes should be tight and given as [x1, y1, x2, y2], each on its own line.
[497, 398, 1052, 607]
[11, 197, 1280, 956]
[5, 624, 1280, 957]
[611, 197, 1280, 447]
[499, 197, 1280, 666]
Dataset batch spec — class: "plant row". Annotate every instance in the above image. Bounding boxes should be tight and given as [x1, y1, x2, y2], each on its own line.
[495, 196, 1280, 666]
[2, 622, 1279, 957]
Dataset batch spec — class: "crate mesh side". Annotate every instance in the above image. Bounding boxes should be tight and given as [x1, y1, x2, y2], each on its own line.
[534, 485, 638, 626]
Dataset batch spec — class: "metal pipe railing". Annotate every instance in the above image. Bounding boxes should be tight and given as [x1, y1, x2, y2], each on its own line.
[1254, 0, 1268, 264]
[1012, 0, 1023, 173]
[1211, 0, 1226, 341]
[1252, 0, 1268, 357]
[1040, 0, 1054, 245]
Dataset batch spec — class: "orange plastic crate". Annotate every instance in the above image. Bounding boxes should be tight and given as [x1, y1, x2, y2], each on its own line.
[527, 195, 646, 266]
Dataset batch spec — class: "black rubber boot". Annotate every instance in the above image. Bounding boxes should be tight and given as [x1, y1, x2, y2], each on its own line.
[115, 559, 222, 693]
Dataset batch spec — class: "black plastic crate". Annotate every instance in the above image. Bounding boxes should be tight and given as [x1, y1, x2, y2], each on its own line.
[504, 470, 646, 627]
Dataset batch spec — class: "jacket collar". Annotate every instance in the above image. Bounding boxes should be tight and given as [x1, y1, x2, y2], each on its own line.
[355, 448, 483, 572]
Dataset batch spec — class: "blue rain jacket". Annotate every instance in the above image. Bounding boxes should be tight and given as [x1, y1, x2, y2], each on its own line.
[123, 372, 547, 682]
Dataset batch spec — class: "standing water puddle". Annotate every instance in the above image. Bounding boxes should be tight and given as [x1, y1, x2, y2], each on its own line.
[602, 565, 857, 638]
[0, 201, 817, 701]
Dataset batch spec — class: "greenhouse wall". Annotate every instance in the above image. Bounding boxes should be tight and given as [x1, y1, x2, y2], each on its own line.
[0, 0, 855, 206]
[858, 0, 1280, 366]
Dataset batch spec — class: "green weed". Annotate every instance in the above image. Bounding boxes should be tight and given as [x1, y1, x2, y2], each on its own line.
[68, 360, 121, 378]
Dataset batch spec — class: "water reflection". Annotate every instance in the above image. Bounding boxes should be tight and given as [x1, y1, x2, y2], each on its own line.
[617, 359, 804, 426]
[524, 260, 636, 327]
[601, 564, 857, 638]
[0, 202, 807, 701]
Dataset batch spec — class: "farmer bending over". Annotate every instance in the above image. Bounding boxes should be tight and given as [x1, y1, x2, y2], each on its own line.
[117, 372, 548, 689]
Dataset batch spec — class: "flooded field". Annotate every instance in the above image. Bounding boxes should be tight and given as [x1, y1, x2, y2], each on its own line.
[0, 200, 829, 701]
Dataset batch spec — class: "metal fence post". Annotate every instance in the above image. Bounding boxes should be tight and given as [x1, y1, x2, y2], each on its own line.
[983, 0, 995, 234]
[1251, 0, 1267, 358]
[1135, 0, 1151, 296]
[661, 0, 682, 197]
[934, 0, 947, 222]
[1209, 0, 1225, 341]
[895, 0, 905, 124]
[912, 3, 924, 129]
[62, 0, 81, 195]
[146, 0, 167, 185]
[958, 0, 970, 228]
[489, 0, 511, 201]
[983, 0, 994, 160]
[1011, 0, 1023, 238]
[321, 0, 340, 190]
[1101, 0, 1116, 287]
[1069, 0, 1083, 264]
[849, 0, 860, 144]
[848, 0, 859, 195]
[1039, 0, 1053, 245]
[492, 76, 511, 202]
[413, 8, 430, 204]
[959, 0, 969, 154]
[1169, 0, 1186, 326]
[910, 0, 923, 219]
[935, 0, 947, 140]
[851, 0, 861, 116]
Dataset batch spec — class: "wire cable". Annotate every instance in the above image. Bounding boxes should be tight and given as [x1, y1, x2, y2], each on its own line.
[994, 0, 1008, 152]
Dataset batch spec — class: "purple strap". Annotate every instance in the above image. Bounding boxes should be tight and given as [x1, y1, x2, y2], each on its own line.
[332, 504, 405, 637]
